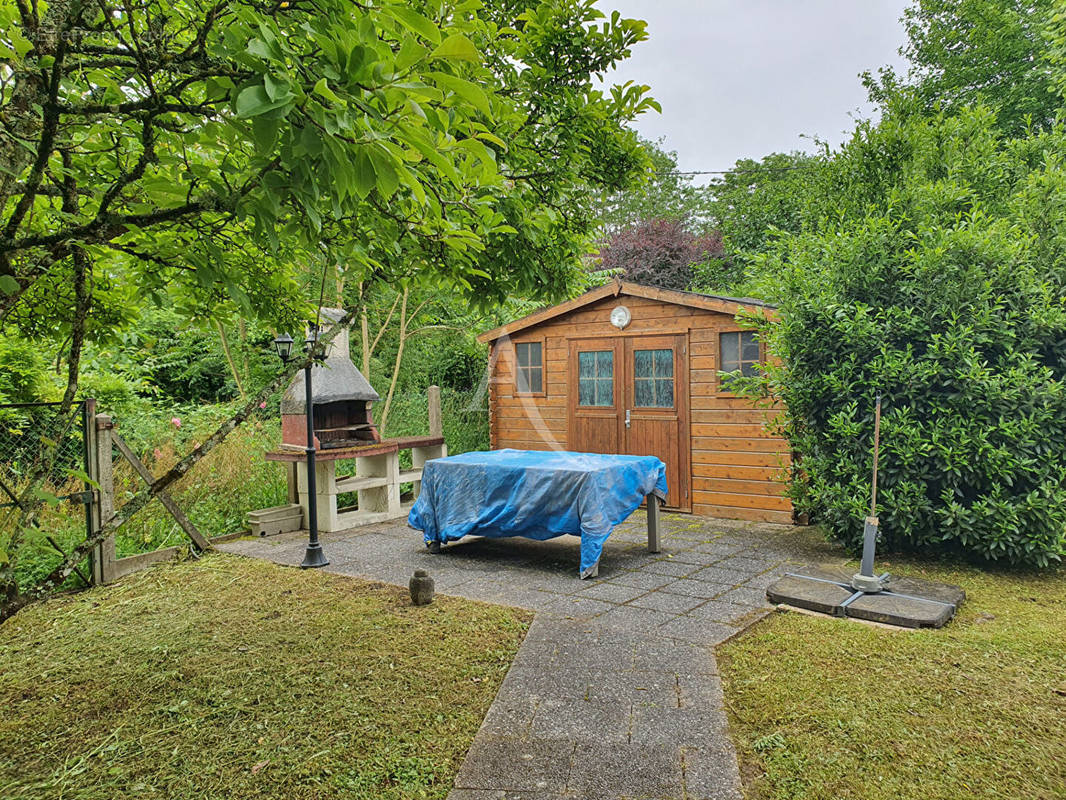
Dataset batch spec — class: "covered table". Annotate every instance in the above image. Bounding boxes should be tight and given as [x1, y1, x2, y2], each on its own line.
[407, 449, 668, 578]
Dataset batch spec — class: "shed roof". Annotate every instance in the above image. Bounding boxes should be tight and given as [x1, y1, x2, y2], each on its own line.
[476, 280, 776, 344]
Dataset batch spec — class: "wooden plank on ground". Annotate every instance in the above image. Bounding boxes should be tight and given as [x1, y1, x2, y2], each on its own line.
[112, 433, 212, 551]
[109, 547, 182, 580]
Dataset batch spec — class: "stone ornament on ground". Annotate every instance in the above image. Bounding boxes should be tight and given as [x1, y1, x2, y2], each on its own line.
[410, 569, 435, 605]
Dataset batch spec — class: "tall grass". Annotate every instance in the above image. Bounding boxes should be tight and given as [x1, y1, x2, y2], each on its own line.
[382, 387, 489, 455]
[113, 419, 287, 557]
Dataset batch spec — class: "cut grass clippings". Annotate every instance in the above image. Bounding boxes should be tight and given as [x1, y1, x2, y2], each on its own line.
[719, 556, 1066, 800]
[0, 554, 531, 799]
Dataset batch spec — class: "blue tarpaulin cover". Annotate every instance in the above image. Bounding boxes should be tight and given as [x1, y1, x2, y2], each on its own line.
[408, 449, 668, 577]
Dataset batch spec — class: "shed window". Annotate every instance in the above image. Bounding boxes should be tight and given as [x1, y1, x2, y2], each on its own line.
[634, 349, 674, 408]
[515, 342, 543, 394]
[578, 350, 613, 406]
[720, 331, 761, 386]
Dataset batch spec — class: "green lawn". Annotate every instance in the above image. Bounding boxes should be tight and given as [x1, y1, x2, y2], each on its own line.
[0, 554, 530, 800]
[720, 554, 1066, 800]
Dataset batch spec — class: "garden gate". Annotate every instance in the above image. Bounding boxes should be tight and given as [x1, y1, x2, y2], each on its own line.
[86, 412, 211, 584]
[0, 400, 212, 588]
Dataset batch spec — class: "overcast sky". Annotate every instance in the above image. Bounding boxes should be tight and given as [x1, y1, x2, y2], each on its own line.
[598, 1, 911, 181]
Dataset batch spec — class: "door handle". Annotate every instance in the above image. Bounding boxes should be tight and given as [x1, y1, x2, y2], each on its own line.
[625, 409, 631, 429]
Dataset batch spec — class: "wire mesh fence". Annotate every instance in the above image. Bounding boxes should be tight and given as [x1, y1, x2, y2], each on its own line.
[0, 401, 93, 588]
[0, 386, 487, 590]
[0, 402, 90, 509]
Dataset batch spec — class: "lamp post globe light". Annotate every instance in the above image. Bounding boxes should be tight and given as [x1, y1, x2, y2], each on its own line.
[273, 329, 328, 569]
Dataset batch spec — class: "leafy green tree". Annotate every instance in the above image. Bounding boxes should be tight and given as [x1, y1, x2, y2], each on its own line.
[0, 0, 656, 619]
[596, 137, 710, 234]
[864, 0, 1060, 135]
[705, 151, 825, 277]
[0, 336, 48, 404]
[749, 107, 1066, 566]
[460, 1, 657, 303]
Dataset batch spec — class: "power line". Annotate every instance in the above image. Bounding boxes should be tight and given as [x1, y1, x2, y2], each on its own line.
[659, 165, 816, 177]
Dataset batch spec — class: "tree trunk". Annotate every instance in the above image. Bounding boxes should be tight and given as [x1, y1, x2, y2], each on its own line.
[359, 281, 371, 377]
[238, 319, 249, 389]
[0, 0, 77, 307]
[0, 149, 91, 603]
[214, 319, 246, 400]
[378, 287, 409, 433]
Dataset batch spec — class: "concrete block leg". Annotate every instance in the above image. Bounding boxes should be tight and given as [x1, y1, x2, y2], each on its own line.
[296, 460, 338, 532]
[286, 462, 298, 504]
[356, 451, 401, 515]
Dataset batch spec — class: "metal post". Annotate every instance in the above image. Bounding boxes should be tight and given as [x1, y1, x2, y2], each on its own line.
[869, 393, 882, 519]
[859, 517, 879, 577]
[300, 363, 328, 569]
[647, 493, 661, 554]
[852, 394, 884, 593]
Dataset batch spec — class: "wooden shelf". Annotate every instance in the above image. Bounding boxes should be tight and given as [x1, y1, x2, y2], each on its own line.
[335, 474, 390, 493]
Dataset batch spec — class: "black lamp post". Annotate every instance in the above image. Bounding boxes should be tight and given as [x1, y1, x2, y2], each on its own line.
[274, 327, 329, 569]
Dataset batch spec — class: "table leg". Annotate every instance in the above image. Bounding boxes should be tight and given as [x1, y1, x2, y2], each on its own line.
[647, 494, 661, 553]
[428, 540, 441, 554]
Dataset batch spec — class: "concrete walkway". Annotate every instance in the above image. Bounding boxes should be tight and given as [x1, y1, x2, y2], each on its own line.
[219, 512, 835, 800]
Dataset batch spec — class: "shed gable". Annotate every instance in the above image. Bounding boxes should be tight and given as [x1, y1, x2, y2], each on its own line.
[477, 281, 775, 344]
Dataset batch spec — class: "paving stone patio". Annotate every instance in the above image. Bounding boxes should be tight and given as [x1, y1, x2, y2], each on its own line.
[219, 511, 839, 800]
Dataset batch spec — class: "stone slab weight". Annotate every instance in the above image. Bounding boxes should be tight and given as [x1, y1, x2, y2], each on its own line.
[766, 574, 854, 616]
[766, 563, 965, 629]
[846, 591, 956, 629]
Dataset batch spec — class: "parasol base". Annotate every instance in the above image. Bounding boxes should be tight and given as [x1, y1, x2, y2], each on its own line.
[767, 565, 965, 629]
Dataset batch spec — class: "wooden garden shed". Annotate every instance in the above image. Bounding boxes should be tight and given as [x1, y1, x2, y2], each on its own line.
[477, 281, 794, 524]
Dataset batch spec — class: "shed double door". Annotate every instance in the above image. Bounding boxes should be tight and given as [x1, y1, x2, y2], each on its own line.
[568, 334, 690, 511]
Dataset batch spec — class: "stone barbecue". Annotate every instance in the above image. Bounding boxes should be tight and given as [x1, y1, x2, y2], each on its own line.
[280, 308, 381, 449]
[254, 308, 447, 536]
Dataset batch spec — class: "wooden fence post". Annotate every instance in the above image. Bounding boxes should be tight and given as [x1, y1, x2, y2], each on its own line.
[428, 385, 442, 438]
[89, 413, 117, 584]
[85, 400, 100, 585]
